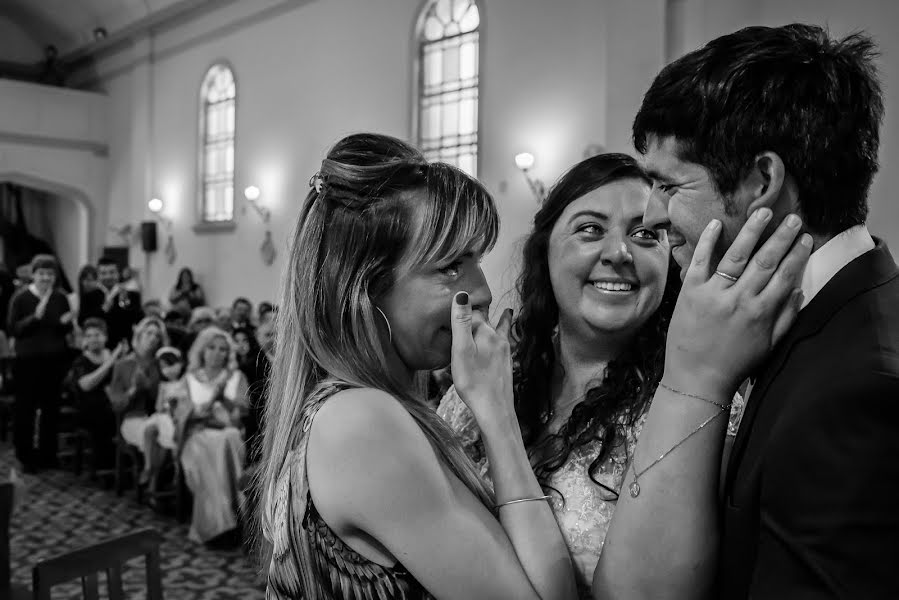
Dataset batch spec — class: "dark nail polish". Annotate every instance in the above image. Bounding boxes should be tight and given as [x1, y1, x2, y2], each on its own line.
[455, 292, 469, 306]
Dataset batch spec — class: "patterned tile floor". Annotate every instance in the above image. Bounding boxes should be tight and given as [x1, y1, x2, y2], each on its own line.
[4, 443, 266, 599]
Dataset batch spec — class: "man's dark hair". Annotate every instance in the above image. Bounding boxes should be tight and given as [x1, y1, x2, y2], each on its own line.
[633, 24, 884, 235]
[232, 297, 252, 309]
[97, 256, 119, 269]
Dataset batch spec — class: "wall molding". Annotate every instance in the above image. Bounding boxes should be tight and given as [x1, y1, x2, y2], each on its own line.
[0, 131, 108, 156]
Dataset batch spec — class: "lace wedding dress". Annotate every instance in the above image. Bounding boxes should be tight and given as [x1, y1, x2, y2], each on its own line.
[438, 388, 745, 597]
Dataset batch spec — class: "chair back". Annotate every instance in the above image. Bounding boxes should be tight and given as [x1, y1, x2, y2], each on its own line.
[32, 527, 163, 600]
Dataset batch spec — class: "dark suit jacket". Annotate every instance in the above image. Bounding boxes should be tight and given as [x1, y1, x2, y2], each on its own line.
[718, 240, 899, 599]
[78, 287, 142, 348]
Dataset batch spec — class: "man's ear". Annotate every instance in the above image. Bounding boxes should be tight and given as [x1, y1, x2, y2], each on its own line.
[741, 151, 789, 218]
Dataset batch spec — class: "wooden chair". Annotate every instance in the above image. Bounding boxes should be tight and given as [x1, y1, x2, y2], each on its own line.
[32, 528, 164, 600]
[144, 449, 188, 523]
[113, 413, 144, 501]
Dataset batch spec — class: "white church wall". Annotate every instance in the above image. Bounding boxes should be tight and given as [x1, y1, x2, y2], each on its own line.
[78, 0, 899, 310]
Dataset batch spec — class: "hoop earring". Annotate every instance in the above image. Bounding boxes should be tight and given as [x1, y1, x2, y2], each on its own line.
[374, 306, 393, 344]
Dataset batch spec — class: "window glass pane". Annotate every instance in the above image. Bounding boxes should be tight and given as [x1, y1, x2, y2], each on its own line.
[425, 104, 440, 141]
[417, 1, 478, 177]
[224, 185, 233, 219]
[226, 102, 235, 133]
[442, 97, 459, 138]
[460, 40, 477, 81]
[459, 153, 475, 177]
[435, 0, 451, 24]
[425, 47, 443, 87]
[200, 65, 236, 222]
[452, 0, 469, 22]
[443, 44, 460, 85]
[459, 4, 479, 32]
[459, 96, 475, 135]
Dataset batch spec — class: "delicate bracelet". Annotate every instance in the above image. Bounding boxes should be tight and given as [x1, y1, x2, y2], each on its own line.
[494, 495, 552, 509]
[658, 381, 731, 410]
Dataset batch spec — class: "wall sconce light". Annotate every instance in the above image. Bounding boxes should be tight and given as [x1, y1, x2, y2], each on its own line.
[148, 197, 173, 229]
[515, 152, 546, 203]
[243, 185, 271, 223]
[243, 185, 276, 266]
[148, 197, 177, 265]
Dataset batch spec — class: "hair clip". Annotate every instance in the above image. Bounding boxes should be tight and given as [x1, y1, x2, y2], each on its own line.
[308, 172, 324, 194]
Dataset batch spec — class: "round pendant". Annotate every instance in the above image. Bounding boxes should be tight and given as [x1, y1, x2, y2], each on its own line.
[629, 481, 640, 498]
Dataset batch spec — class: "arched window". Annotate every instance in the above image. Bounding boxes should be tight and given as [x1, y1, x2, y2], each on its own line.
[416, 0, 480, 176]
[198, 63, 236, 223]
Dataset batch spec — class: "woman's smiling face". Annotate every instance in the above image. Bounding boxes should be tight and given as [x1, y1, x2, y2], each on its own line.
[548, 177, 670, 337]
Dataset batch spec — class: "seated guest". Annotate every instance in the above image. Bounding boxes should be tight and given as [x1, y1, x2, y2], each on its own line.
[139, 346, 187, 493]
[142, 299, 163, 319]
[79, 257, 142, 348]
[234, 323, 271, 464]
[169, 267, 206, 310]
[214, 306, 232, 332]
[162, 310, 189, 351]
[105, 317, 166, 465]
[233, 326, 260, 381]
[257, 301, 275, 326]
[7, 254, 74, 472]
[64, 318, 127, 470]
[178, 307, 216, 355]
[173, 326, 248, 544]
[229, 297, 254, 332]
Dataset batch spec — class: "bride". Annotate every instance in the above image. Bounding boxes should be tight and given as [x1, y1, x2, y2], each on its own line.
[440, 153, 745, 596]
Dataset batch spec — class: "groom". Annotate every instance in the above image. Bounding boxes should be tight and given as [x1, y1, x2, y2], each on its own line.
[637, 24, 899, 598]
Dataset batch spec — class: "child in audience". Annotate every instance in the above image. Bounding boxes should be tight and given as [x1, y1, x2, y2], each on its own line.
[139, 346, 186, 492]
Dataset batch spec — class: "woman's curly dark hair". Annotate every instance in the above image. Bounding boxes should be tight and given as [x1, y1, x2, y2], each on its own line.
[511, 153, 681, 498]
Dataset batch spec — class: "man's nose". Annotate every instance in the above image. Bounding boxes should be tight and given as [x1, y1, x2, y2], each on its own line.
[643, 188, 670, 233]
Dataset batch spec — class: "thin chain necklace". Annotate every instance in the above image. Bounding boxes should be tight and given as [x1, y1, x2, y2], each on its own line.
[628, 407, 727, 498]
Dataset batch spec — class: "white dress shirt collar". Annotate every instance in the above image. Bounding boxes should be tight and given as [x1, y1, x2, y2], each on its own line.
[799, 224, 874, 310]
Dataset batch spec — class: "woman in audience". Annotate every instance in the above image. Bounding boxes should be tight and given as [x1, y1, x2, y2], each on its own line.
[235, 323, 271, 464]
[178, 306, 216, 355]
[7, 254, 74, 473]
[106, 316, 167, 473]
[169, 268, 206, 310]
[438, 154, 693, 596]
[175, 326, 248, 545]
[257, 301, 275, 325]
[214, 306, 233, 332]
[64, 318, 128, 471]
[68, 265, 98, 323]
[258, 133, 578, 599]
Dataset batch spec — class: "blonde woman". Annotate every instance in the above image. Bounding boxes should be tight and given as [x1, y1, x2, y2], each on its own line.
[106, 316, 168, 465]
[258, 133, 578, 600]
[174, 326, 248, 544]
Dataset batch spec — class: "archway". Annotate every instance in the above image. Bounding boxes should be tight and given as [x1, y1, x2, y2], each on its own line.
[0, 170, 92, 286]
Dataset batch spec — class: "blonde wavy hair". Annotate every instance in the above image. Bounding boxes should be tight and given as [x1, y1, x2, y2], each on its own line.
[187, 325, 238, 373]
[256, 133, 499, 591]
[131, 316, 170, 352]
